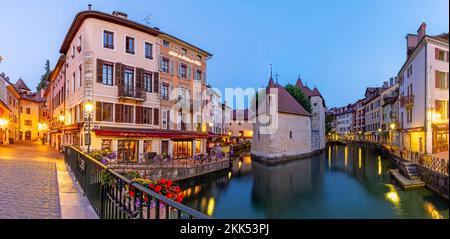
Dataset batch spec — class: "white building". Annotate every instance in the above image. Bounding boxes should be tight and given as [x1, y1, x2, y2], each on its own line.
[336, 105, 354, 140]
[398, 23, 448, 154]
[296, 78, 326, 152]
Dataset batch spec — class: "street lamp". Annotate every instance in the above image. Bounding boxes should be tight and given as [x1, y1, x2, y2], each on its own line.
[84, 101, 94, 153]
[58, 114, 65, 124]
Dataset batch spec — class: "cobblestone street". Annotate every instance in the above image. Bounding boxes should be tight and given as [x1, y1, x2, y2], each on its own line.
[0, 141, 97, 219]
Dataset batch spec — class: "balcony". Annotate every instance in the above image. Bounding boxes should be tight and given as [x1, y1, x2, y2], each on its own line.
[118, 87, 146, 101]
[400, 95, 414, 109]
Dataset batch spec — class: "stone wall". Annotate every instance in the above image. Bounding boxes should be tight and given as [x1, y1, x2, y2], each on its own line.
[310, 96, 326, 152]
[109, 159, 230, 181]
[252, 113, 312, 159]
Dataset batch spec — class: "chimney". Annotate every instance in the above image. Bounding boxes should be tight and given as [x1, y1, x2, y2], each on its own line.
[389, 77, 394, 86]
[112, 11, 128, 19]
[88, 4, 92, 11]
[406, 34, 418, 57]
[417, 22, 427, 41]
[382, 81, 388, 88]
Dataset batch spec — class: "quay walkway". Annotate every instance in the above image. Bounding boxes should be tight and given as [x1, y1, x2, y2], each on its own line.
[0, 141, 97, 219]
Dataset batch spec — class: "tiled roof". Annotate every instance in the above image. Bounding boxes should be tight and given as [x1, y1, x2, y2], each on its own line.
[15, 78, 30, 91]
[296, 78, 322, 97]
[0, 99, 11, 112]
[267, 77, 311, 116]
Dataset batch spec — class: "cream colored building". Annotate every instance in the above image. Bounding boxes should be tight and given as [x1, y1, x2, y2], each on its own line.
[252, 76, 312, 160]
[48, 10, 213, 162]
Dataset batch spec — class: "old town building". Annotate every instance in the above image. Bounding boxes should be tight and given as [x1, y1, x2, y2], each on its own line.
[252, 76, 312, 160]
[47, 10, 213, 161]
[398, 23, 449, 154]
[296, 77, 326, 152]
[230, 109, 253, 143]
[352, 98, 365, 141]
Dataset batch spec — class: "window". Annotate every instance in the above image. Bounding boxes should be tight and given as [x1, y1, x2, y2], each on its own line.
[79, 65, 82, 87]
[124, 68, 134, 94]
[162, 110, 168, 129]
[407, 65, 413, 77]
[197, 54, 202, 61]
[181, 48, 187, 55]
[25, 120, 32, 126]
[144, 72, 152, 92]
[194, 69, 202, 81]
[103, 30, 114, 49]
[163, 40, 170, 47]
[73, 72, 76, 92]
[180, 63, 187, 78]
[117, 140, 138, 163]
[143, 107, 153, 124]
[102, 63, 113, 85]
[161, 57, 169, 73]
[172, 140, 193, 159]
[161, 83, 169, 100]
[436, 48, 448, 61]
[125, 36, 135, 54]
[144, 140, 152, 154]
[289, 131, 293, 139]
[145, 42, 153, 59]
[435, 71, 449, 89]
[95, 102, 113, 122]
[26, 108, 30, 114]
[123, 105, 134, 123]
[435, 100, 449, 119]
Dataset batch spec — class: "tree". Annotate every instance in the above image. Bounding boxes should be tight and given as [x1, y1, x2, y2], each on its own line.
[36, 60, 50, 91]
[284, 84, 312, 113]
[326, 114, 335, 135]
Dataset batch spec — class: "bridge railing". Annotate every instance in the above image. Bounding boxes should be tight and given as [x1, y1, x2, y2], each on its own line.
[64, 146, 211, 219]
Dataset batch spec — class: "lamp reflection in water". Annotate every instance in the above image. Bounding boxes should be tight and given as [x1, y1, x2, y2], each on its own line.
[358, 148, 362, 169]
[378, 156, 382, 176]
[384, 184, 401, 210]
[328, 146, 332, 169]
[344, 146, 348, 168]
[424, 202, 444, 219]
[206, 197, 215, 216]
[228, 171, 232, 179]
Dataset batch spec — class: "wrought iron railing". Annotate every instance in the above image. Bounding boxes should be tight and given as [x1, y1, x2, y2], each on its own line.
[400, 95, 414, 109]
[64, 146, 211, 219]
[118, 87, 146, 100]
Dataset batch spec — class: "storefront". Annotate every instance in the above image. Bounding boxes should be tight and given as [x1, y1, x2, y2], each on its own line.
[172, 140, 193, 159]
[117, 140, 139, 163]
[432, 124, 449, 153]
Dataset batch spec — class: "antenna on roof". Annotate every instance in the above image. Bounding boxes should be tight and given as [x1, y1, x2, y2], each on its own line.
[269, 64, 273, 79]
[144, 14, 153, 26]
[88, 4, 92, 11]
[275, 72, 279, 85]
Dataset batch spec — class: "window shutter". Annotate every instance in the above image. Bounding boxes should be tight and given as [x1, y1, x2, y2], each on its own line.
[435, 71, 441, 88]
[167, 110, 170, 129]
[170, 59, 174, 75]
[115, 104, 123, 123]
[158, 55, 162, 71]
[96, 59, 103, 83]
[187, 65, 191, 80]
[435, 48, 439, 60]
[154, 108, 160, 125]
[136, 68, 143, 96]
[115, 63, 123, 86]
[136, 106, 143, 124]
[154, 72, 159, 93]
[96, 101, 102, 121]
[148, 108, 153, 124]
[177, 61, 181, 77]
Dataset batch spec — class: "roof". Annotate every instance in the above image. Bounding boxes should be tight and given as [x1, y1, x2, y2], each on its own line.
[15, 78, 31, 91]
[398, 32, 449, 75]
[382, 96, 398, 107]
[267, 77, 311, 117]
[60, 10, 212, 57]
[0, 99, 11, 112]
[295, 78, 322, 97]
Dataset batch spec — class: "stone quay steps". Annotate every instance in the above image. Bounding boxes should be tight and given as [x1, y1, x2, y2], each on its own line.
[389, 169, 425, 190]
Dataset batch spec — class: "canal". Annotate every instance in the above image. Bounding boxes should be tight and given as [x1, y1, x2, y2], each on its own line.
[179, 145, 449, 219]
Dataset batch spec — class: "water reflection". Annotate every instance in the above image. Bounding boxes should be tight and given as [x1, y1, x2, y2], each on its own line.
[179, 145, 449, 219]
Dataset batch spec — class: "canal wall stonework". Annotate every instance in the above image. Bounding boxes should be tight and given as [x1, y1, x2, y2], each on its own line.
[252, 113, 312, 161]
[334, 141, 449, 199]
[109, 159, 230, 181]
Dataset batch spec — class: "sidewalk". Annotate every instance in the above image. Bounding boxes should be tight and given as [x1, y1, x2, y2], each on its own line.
[0, 141, 97, 219]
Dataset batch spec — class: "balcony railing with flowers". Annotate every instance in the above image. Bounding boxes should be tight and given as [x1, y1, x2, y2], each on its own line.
[400, 95, 414, 109]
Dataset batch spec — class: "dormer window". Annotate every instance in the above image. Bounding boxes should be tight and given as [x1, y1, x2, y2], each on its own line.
[181, 48, 188, 55]
[125, 36, 135, 54]
[163, 40, 170, 48]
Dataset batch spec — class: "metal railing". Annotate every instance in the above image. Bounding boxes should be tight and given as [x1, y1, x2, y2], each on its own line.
[118, 87, 146, 100]
[400, 95, 414, 109]
[64, 146, 211, 219]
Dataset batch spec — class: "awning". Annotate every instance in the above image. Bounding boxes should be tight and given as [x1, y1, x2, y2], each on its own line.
[93, 127, 209, 139]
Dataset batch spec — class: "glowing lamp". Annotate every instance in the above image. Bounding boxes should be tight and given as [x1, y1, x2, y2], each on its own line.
[84, 101, 94, 113]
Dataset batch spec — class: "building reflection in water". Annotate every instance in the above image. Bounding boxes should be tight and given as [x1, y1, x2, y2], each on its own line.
[424, 202, 444, 219]
[328, 146, 332, 169]
[344, 146, 348, 168]
[378, 156, 382, 176]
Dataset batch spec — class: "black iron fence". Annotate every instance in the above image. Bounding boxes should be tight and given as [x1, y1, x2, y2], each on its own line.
[64, 146, 211, 219]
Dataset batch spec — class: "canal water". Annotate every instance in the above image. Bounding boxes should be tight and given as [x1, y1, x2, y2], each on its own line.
[179, 145, 449, 219]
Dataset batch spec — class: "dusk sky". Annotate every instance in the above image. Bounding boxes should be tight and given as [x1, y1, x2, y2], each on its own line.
[0, 0, 448, 108]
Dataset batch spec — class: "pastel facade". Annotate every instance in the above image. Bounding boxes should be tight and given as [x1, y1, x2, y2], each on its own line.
[398, 23, 449, 154]
[47, 10, 213, 161]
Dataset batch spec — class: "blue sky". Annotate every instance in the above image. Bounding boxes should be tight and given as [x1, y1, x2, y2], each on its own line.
[0, 0, 448, 107]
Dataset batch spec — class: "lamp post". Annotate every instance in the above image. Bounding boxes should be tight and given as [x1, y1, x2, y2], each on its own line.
[84, 101, 94, 153]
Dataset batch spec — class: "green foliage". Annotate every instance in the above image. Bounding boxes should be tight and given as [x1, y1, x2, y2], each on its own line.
[124, 171, 142, 180]
[326, 114, 335, 134]
[284, 84, 312, 113]
[36, 60, 50, 91]
[88, 149, 112, 161]
[100, 169, 114, 186]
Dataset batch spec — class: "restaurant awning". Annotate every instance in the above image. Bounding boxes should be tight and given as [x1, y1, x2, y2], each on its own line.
[93, 127, 209, 139]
